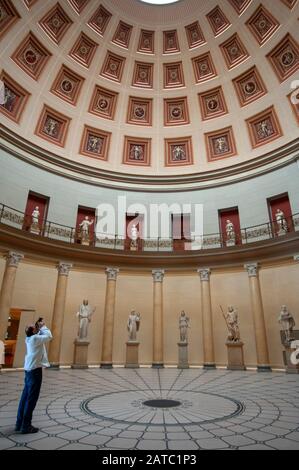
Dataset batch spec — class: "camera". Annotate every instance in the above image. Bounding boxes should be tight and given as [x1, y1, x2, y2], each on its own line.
[35, 317, 44, 329]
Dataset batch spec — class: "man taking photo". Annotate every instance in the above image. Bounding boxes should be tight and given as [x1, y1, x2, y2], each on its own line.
[15, 317, 52, 434]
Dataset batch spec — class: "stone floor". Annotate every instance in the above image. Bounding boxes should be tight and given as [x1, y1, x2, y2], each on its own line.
[0, 368, 299, 450]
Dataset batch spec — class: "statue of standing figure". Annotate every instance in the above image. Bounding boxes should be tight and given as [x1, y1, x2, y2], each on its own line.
[278, 305, 296, 344]
[127, 310, 141, 341]
[76, 300, 96, 341]
[221, 305, 241, 342]
[79, 216, 94, 244]
[179, 311, 190, 343]
[226, 219, 236, 242]
[275, 209, 288, 234]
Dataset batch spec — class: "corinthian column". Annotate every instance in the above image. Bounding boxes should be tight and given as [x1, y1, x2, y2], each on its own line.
[152, 269, 165, 368]
[101, 268, 119, 368]
[0, 252, 24, 341]
[198, 268, 215, 369]
[245, 263, 271, 372]
[48, 262, 72, 369]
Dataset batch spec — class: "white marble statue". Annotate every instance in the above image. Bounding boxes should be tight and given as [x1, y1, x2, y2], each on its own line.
[226, 219, 235, 241]
[127, 310, 141, 342]
[278, 305, 296, 344]
[76, 300, 95, 341]
[222, 305, 240, 342]
[179, 311, 190, 343]
[275, 209, 288, 234]
[131, 224, 138, 241]
[79, 216, 94, 243]
[31, 206, 40, 225]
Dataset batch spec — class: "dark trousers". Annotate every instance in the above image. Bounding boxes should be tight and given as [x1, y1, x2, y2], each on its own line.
[16, 368, 42, 430]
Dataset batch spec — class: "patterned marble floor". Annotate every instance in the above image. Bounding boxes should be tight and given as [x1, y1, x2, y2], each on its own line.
[0, 368, 299, 450]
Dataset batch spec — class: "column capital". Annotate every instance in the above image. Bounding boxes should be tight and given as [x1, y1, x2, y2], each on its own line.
[106, 268, 119, 281]
[294, 255, 299, 262]
[198, 268, 211, 282]
[152, 270, 165, 283]
[5, 252, 24, 268]
[245, 263, 259, 278]
[57, 262, 73, 276]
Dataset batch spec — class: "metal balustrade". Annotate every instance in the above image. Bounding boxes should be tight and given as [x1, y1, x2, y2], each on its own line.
[0, 203, 298, 252]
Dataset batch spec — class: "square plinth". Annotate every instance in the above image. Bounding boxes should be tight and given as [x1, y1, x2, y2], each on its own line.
[126, 341, 139, 368]
[178, 342, 189, 369]
[72, 340, 89, 369]
[226, 341, 246, 371]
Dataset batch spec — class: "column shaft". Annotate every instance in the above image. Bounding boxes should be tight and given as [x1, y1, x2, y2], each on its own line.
[245, 264, 270, 371]
[198, 269, 215, 369]
[0, 252, 23, 341]
[101, 268, 119, 368]
[48, 263, 72, 368]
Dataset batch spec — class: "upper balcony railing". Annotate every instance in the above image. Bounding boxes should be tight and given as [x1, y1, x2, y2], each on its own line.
[0, 203, 299, 253]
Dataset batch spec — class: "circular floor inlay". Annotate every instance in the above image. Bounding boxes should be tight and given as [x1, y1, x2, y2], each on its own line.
[143, 399, 181, 408]
[80, 389, 244, 426]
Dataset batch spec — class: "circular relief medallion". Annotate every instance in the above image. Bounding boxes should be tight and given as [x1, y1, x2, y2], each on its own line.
[199, 62, 208, 73]
[230, 45, 240, 58]
[207, 98, 219, 111]
[96, 15, 103, 26]
[244, 80, 257, 95]
[97, 97, 109, 110]
[24, 48, 38, 65]
[109, 62, 118, 72]
[214, 16, 223, 25]
[118, 31, 126, 40]
[281, 50, 295, 67]
[171, 106, 182, 119]
[170, 70, 178, 80]
[61, 79, 73, 94]
[143, 38, 150, 47]
[51, 15, 62, 29]
[139, 70, 148, 80]
[79, 45, 88, 56]
[134, 106, 146, 119]
[191, 30, 198, 40]
[257, 18, 268, 31]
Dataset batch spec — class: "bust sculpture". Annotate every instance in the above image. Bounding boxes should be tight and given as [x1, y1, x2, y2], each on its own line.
[223, 306, 240, 342]
[79, 216, 94, 244]
[76, 300, 95, 341]
[278, 305, 295, 344]
[127, 310, 141, 342]
[275, 209, 288, 234]
[179, 311, 190, 343]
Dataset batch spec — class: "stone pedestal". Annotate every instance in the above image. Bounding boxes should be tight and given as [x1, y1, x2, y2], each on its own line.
[178, 342, 189, 369]
[125, 341, 139, 368]
[226, 341, 246, 371]
[72, 340, 89, 369]
[226, 239, 236, 247]
[281, 330, 299, 374]
[30, 224, 40, 235]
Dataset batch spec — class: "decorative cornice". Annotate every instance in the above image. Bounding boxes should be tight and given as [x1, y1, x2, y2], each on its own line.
[5, 251, 24, 268]
[106, 267, 119, 280]
[152, 269, 165, 282]
[1, 125, 299, 193]
[245, 263, 259, 278]
[198, 268, 211, 281]
[57, 262, 72, 276]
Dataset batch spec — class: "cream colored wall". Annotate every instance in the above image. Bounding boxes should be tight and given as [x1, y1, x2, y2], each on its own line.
[60, 270, 106, 365]
[114, 273, 153, 365]
[1, 257, 299, 368]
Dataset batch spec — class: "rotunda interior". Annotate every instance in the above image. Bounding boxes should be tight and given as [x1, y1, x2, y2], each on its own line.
[0, 0, 299, 452]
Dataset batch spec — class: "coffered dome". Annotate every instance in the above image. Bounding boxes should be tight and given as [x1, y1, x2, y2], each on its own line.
[0, 0, 299, 180]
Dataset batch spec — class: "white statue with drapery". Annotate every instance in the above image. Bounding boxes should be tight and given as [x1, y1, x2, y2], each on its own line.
[30, 206, 40, 234]
[76, 300, 96, 341]
[179, 311, 190, 343]
[275, 209, 288, 235]
[127, 310, 141, 342]
[79, 216, 94, 245]
[278, 305, 296, 344]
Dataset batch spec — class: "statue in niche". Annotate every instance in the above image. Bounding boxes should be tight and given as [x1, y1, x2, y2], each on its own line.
[130, 224, 138, 249]
[226, 219, 236, 242]
[179, 311, 190, 343]
[275, 208, 288, 234]
[30, 206, 40, 234]
[79, 216, 94, 244]
[127, 310, 141, 342]
[278, 305, 296, 344]
[76, 300, 96, 341]
[221, 305, 241, 342]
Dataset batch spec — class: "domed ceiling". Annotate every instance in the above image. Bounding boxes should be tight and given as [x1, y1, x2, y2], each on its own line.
[0, 0, 299, 178]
